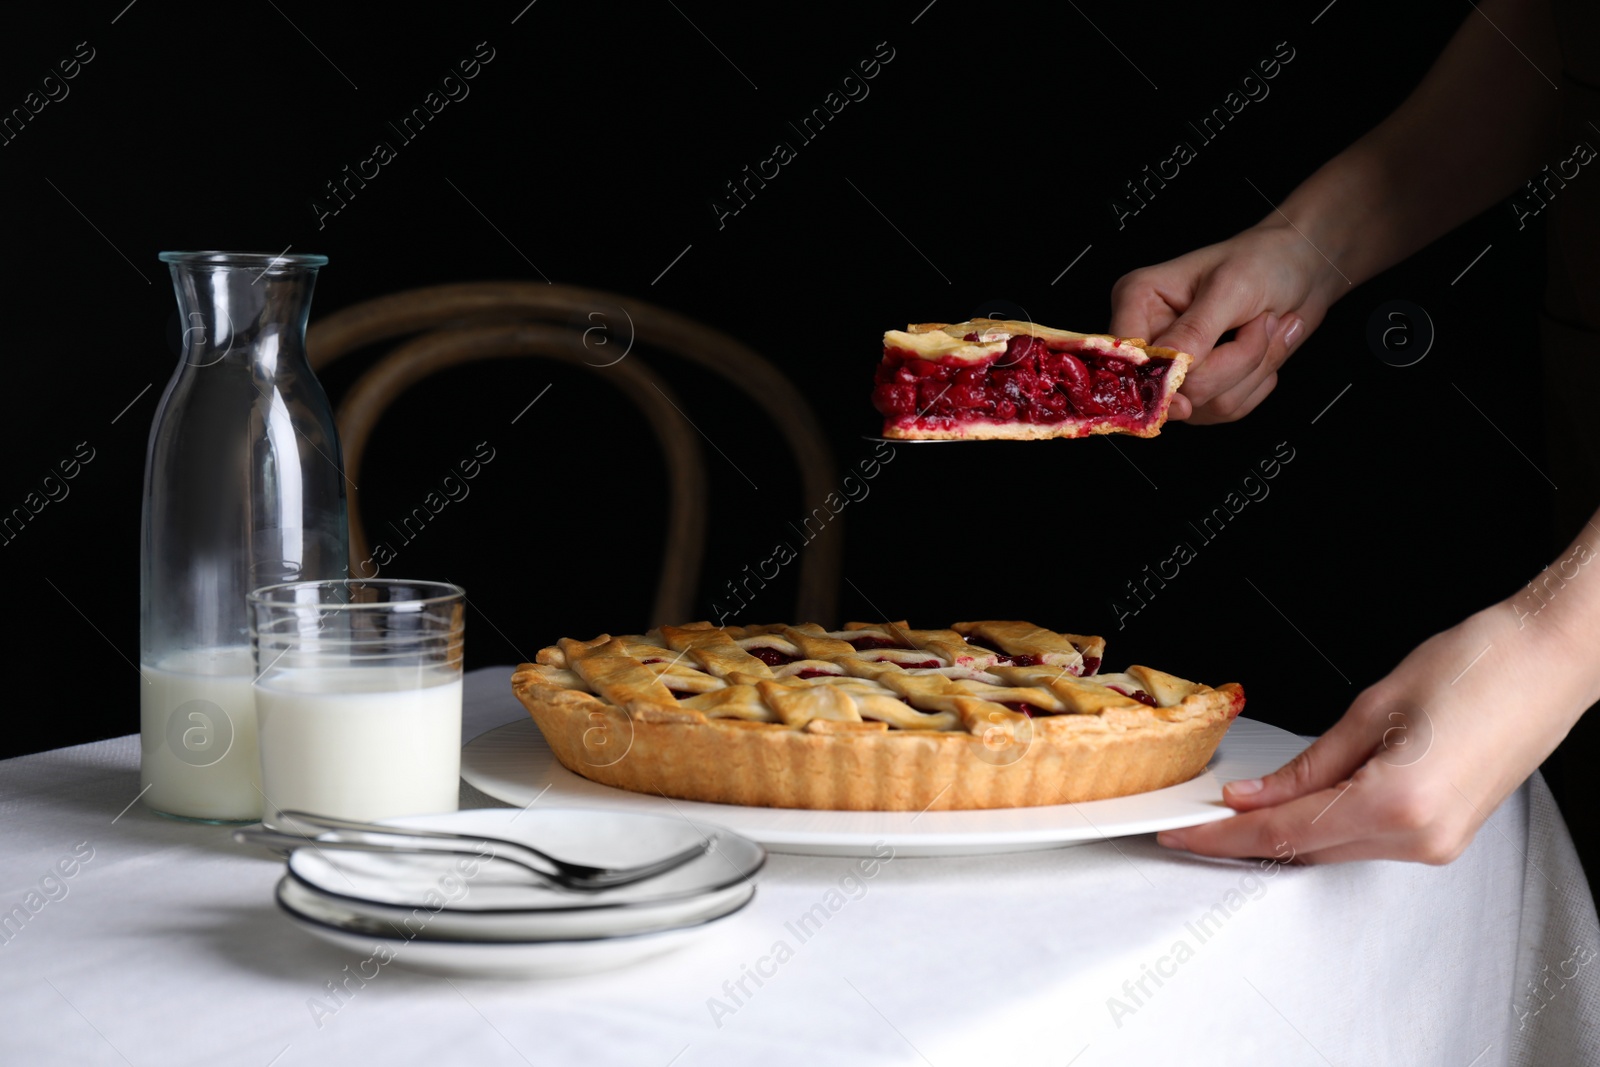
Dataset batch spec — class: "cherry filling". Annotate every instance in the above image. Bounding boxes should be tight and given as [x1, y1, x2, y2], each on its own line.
[872, 334, 1171, 428]
[843, 635, 902, 651]
[747, 647, 798, 666]
[796, 668, 840, 679]
[1001, 701, 1059, 718]
[883, 658, 941, 669]
[1082, 656, 1101, 675]
[1107, 686, 1157, 707]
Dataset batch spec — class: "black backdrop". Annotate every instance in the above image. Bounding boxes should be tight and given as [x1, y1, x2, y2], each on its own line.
[0, 1, 1555, 784]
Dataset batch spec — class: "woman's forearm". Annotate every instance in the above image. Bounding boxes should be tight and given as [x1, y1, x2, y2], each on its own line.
[1276, 0, 1562, 301]
[1503, 510, 1600, 715]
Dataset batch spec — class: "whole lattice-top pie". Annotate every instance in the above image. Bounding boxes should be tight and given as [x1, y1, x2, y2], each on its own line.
[511, 620, 1243, 811]
[872, 318, 1193, 440]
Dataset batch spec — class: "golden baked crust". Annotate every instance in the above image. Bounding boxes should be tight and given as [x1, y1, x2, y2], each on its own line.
[904, 318, 1191, 366]
[879, 419, 1167, 441]
[510, 620, 1244, 812]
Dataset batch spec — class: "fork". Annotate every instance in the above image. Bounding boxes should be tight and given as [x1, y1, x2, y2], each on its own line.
[232, 810, 717, 892]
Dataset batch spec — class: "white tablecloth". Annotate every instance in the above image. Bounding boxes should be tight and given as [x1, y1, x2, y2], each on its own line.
[2, 668, 1596, 1067]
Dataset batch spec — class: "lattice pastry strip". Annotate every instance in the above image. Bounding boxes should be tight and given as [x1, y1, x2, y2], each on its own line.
[522, 621, 1231, 737]
[512, 619, 1247, 813]
[838, 622, 1001, 669]
[659, 624, 777, 679]
[555, 636, 676, 707]
[953, 621, 1106, 673]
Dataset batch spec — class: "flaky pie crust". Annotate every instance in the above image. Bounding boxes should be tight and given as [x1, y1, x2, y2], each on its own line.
[510, 621, 1244, 812]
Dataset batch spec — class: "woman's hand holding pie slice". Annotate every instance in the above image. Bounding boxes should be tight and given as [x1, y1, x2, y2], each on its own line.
[1107, 0, 1560, 427]
[1109, 224, 1332, 425]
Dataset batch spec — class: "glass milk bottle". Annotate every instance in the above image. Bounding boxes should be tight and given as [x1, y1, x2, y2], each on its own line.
[140, 252, 348, 822]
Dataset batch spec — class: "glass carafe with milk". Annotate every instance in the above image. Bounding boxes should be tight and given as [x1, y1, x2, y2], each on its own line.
[140, 251, 348, 822]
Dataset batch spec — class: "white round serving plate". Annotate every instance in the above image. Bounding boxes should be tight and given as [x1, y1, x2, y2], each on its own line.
[286, 808, 764, 941]
[281, 808, 761, 941]
[461, 716, 1310, 858]
[276, 877, 753, 977]
[280, 875, 755, 942]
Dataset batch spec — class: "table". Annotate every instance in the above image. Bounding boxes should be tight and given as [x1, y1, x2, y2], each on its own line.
[2, 668, 1596, 1067]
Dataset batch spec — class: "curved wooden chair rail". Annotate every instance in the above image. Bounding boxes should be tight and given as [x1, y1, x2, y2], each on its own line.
[335, 323, 707, 626]
[306, 282, 842, 625]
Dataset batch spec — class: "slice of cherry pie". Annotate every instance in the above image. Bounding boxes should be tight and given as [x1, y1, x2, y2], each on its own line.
[872, 318, 1193, 440]
[511, 620, 1243, 811]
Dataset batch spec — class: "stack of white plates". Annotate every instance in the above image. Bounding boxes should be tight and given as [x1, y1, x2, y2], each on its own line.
[274, 808, 764, 977]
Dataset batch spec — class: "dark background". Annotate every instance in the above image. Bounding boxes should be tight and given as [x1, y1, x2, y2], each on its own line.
[1, 0, 1565, 824]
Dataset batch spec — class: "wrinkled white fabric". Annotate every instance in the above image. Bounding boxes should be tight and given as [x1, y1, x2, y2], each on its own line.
[0, 667, 1592, 1067]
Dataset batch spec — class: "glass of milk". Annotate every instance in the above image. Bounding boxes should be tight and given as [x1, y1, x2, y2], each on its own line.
[248, 579, 465, 822]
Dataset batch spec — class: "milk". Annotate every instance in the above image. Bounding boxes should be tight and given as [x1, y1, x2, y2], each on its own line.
[139, 647, 262, 822]
[253, 666, 462, 821]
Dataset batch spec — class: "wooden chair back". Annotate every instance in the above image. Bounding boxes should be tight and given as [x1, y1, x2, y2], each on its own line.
[306, 282, 841, 625]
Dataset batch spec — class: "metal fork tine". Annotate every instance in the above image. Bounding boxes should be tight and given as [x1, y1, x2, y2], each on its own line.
[232, 828, 580, 889]
[274, 810, 601, 879]
[573, 836, 718, 889]
[253, 812, 716, 890]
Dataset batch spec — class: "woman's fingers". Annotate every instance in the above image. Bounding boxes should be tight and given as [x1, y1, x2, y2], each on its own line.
[1221, 693, 1396, 813]
[1160, 697, 1490, 865]
[1175, 771, 1479, 866]
[1109, 267, 1187, 343]
[1148, 265, 1263, 367]
[1200, 370, 1280, 425]
[1110, 249, 1321, 424]
[1153, 598, 1582, 868]
[1160, 753, 1474, 863]
[1156, 778, 1365, 859]
[1183, 312, 1303, 423]
[1186, 359, 1280, 425]
[1107, 293, 1173, 345]
[1178, 312, 1273, 416]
